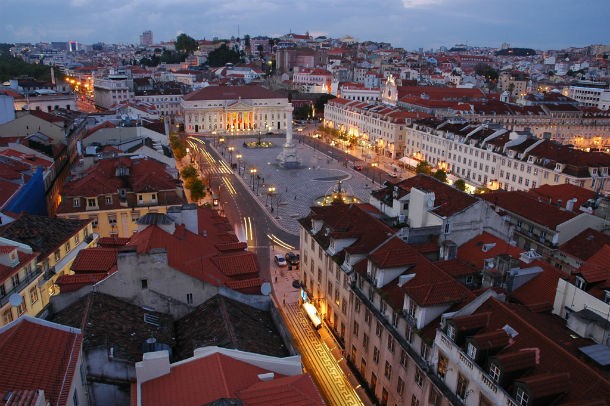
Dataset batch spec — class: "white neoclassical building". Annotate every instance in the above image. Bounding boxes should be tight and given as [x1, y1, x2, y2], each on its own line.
[181, 85, 293, 136]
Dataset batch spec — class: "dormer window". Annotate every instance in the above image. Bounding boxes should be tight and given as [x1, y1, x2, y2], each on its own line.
[87, 198, 96, 208]
[515, 388, 529, 406]
[467, 342, 477, 359]
[73, 198, 80, 208]
[105, 196, 112, 205]
[447, 324, 456, 340]
[489, 363, 501, 382]
[575, 276, 586, 290]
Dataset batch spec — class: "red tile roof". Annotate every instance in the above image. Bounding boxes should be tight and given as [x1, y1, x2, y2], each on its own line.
[0, 317, 82, 406]
[577, 245, 610, 284]
[435, 259, 478, 278]
[0, 251, 38, 284]
[56, 272, 110, 292]
[0, 178, 20, 208]
[184, 85, 285, 101]
[452, 298, 610, 403]
[97, 236, 130, 248]
[481, 190, 579, 229]
[85, 121, 116, 137]
[458, 232, 523, 270]
[384, 174, 478, 218]
[369, 236, 419, 269]
[140, 352, 323, 406]
[529, 183, 596, 211]
[372, 238, 475, 308]
[509, 263, 565, 308]
[128, 222, 261, 294]
[28, 110, 64, 123]
[70, 247, 117, 273]
[559, 228, 610, 262]
[57, 157, 184, 214]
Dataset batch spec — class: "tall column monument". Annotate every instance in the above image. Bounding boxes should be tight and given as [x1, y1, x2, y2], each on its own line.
[277, 105, 300, 168]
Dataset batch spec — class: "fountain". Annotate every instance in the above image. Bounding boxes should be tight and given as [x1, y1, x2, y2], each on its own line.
[314, 180, 361, 206]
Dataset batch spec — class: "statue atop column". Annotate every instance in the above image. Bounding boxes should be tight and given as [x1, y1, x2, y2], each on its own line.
[277, 104, 300, 168]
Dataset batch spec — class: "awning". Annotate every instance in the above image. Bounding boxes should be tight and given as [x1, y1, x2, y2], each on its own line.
[399, 156, 420, 167]
[302, 302, 322, 329]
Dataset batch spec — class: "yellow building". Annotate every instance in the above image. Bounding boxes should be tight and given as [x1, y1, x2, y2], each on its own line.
[0, 214, 96, 326]
[56, 156, 185, 238]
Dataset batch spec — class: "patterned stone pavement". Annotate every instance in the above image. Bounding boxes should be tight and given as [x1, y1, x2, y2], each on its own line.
[280, 301, 364, 406]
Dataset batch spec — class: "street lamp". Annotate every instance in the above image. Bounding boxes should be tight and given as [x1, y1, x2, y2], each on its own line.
[249, 168, 257, 190]
[266, 185, 276, 207]
[227, 146, 234, 165]
[235, 153, 242, 175]
[371, 162, 379, 184]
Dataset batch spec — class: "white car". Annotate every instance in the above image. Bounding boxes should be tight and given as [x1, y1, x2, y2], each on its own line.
[274, 254, 288, 267]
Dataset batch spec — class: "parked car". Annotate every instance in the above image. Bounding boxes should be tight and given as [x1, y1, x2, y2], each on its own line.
[285, 252, 300, 265]
[353, 164, 363, 171]
[274, 254, 287, 266]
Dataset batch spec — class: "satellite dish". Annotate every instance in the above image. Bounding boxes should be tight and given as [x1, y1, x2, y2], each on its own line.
[9, 293, 23, 307]
[260, 282, 272, 296]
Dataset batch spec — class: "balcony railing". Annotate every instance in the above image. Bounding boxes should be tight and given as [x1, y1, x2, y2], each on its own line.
[436, 330, 519, 406]
[0, 267, 43, 307]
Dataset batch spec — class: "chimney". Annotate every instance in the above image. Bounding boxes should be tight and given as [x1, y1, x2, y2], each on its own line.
[565, 198, 577, 212]
[136, 350, 170, 383]
[258, 372, 275, 381]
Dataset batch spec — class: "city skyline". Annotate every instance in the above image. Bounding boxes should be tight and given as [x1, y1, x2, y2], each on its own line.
[2, 0, 609, 50]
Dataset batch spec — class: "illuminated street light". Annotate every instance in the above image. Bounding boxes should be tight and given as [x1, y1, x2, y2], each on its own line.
[266, 185, 276, 207]
[235, 153, 242, 175]
[227, 146, 234, 165]
[249, 168, 257, 190]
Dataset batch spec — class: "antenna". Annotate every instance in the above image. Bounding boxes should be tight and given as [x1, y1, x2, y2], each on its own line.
[260, 282, 271, 296]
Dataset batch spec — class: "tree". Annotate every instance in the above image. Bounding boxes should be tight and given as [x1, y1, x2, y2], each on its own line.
[433, 169, 448, 183]
[170, 135, 187, 159]
[474, 63, 498, 81]
[207, 43, 241, 67]
[180, 165, 198, 180]
[188, 178, 206, 201]
[175, 33, 198, 54]
[454, 179, 466, 191]
[0, 54, 64, 82]
[415, 161, 432, 175]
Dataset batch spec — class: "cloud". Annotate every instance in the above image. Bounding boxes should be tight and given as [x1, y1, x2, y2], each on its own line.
[401, 0, 445, 8]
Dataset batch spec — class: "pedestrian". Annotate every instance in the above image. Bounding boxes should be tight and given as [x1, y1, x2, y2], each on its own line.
[294, 195, 297, 200]
[275, 276, 278, 283]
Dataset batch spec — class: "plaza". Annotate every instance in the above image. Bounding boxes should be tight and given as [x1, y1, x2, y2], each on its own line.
[213, 134, 381, 235]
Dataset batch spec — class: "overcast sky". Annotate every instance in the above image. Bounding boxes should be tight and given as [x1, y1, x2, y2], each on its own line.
[2, 0, 608, 50]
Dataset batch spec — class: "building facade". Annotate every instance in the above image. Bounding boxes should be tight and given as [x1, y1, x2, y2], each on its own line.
[298, 203, 466, 406]
[324, 98, 428, 159]
[56, 157, 185, 238]
[182, 85, 292, 136]
[404, 119, 610, 194]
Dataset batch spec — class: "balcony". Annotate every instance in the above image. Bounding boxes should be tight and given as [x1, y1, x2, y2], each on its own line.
[0, 267, 43, 307]
[435, 329, 518, 406]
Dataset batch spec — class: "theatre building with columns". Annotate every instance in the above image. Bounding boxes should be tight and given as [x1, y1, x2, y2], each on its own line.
[181, 85, 292, 136]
